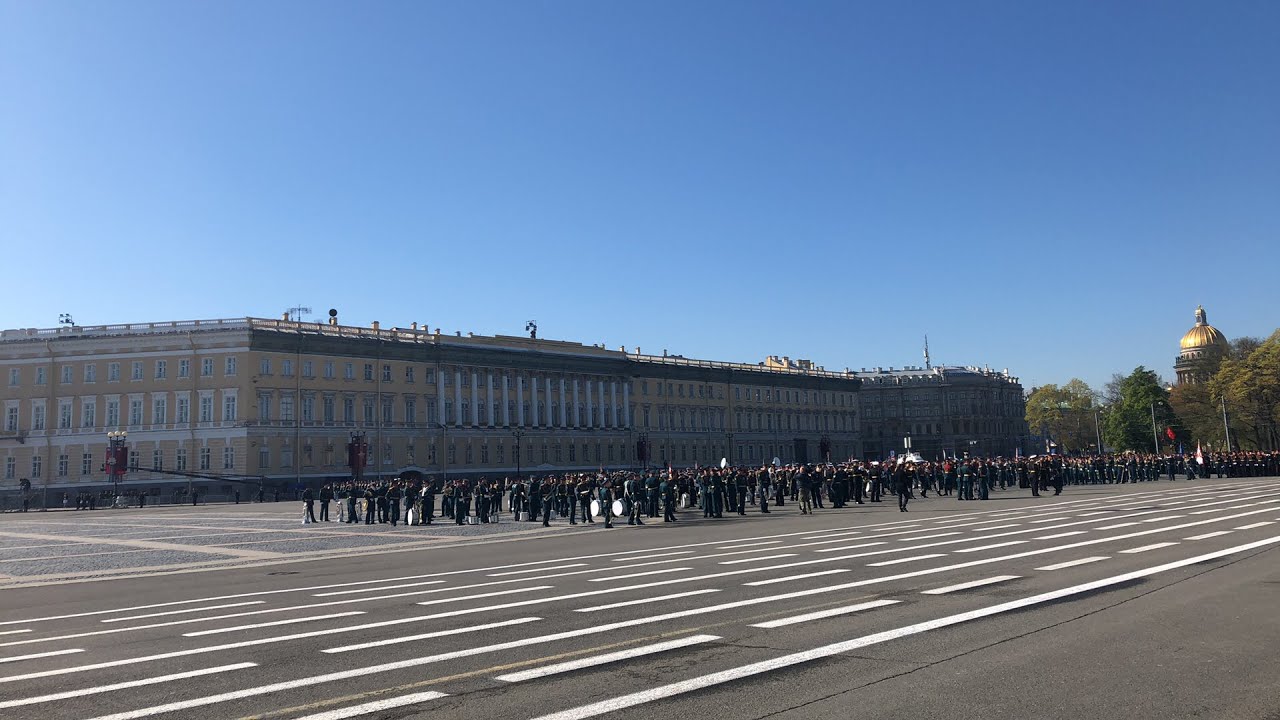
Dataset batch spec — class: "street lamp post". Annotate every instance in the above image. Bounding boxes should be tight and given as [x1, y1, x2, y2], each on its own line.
[106, 430, 128, 508]
[512, 429, 524, 480]
[1150, 401, 1161, 454]
[1093, 407, 1104, 453]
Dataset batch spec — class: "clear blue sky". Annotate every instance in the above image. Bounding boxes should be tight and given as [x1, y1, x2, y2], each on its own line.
[2, 1, 1276, 392]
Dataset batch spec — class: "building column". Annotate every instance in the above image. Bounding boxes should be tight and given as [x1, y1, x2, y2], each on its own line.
[609, 381, 618, 428]
[622, 381, 631, 428]
[516, 376, 525, 427]
[545, 377, 554, 427]
[502, 375, 510, 426]
[453, 370, 462, 428]
[470, 371, 478, 427]
[558, 377, 567, 427]
[487, 371, 495, 428]
[572, 379, 581, 428]
[597, 380, 606, 428]
[585, 379, 594, 429]
[530, 375, 540, 429]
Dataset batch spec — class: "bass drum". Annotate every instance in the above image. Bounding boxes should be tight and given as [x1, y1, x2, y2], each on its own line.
[611, 500, 625, 517]
[590, 499, 601, 518]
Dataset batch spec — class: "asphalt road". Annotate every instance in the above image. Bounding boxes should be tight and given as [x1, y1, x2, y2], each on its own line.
[1, 476, 1279, 720]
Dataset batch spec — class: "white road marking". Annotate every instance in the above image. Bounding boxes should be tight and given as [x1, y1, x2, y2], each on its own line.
[322, 617, 540, 653]
[744, 569, 850, 587]
[750, 600, 900, 628]
[414, 586, 555, 606]
[867, 554, 947, 567]
[1120, 542, 1179, 554]
[612, 550, 694, 562]
[921, 575, 1020, 595]
[488, 564, 588, 577]
[897, 532, 961, 542]
[290, 691, 450, 720]
[812, 541, 891, 553]
[520, 535, 1280, 720]
[718, 554, 797, 565]
[496, 635, 721, 682]
[1035, 557, 1109, 571]
[716, 540, 782, 550]
[1141, 516, 1186, 522]
[182, 611, 367, 637]
[1028, 517, 1073, 524]
[313, 580, 460, 596]
[1236, 522, 1276, 530]
[99, 602, 266, 623]
[953, 541, 1028, 553]
[1077, 511, 1110, 517]
[575, 589, 721, 612]
[0, 630, 30, 637]
[975, 524, 1021, 531]
[1185, 531, 1233, 540]
[588, 568, 692, 582]
[1189, 508, 1226, 514]
[1034, 531, 1086, 540]
[0, 662, 258, 710]
[1096, 522, 1140, 530]
[0, 648, 84, 664]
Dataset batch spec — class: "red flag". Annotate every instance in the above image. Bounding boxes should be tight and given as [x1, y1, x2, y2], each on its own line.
[1165, 427, 1176, 441]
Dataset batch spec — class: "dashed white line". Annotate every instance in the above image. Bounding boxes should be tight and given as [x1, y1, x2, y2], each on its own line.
[1035, 557, 1109, 571]
[921, 576, 1020, 595]
[867, 553, 947, 567]
[575, 589, 721, 613]
[1035, 531, 1087, 540]
[182, 611, 367, 637]
[0, 648, 84, 664]
[1185, 531, 1233, 540]
[953, 541, 1027, 553]
[750, 600, 900, 628]
[1120, 542, 1179, 554]
[588, 568, 692, 583]
[1235, 522, 1276, 530]
[0, 662, 258, 710]
[99, 602, 266, 623]
[744, 570, 850, 587]
[496, 635, 721, 682]
[291, 691, 450, 720]
[718, 554, 797, 565]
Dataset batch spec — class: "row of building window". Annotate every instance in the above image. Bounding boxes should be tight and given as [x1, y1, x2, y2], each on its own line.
[5, 393, 237, 433]
[3, 447, 234, 479]
[7, 358, 235, 387]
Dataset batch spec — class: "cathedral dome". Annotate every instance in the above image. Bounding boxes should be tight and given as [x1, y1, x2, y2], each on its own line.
[1179, 305, 1228, 352]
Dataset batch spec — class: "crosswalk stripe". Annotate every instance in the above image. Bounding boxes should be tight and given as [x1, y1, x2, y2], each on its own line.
[743, 569, 850, 587]
[182, 611, 366, 637]
[0, 648, 84, 664]
[589, 568, 692, 582]
[718, 554, 797, 565]
[322, 617, 540, 654]
[574, 589, 721, 612]
[867, 553, 947, 567]
[1235, 521, 1275, 530]
[953, 541, 1027, 553]
[1185, 531, 1232, 540]
[99, 602, 265, 623]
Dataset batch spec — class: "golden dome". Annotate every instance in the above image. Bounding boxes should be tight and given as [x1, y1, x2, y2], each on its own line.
[1179, 305, 1229, 352]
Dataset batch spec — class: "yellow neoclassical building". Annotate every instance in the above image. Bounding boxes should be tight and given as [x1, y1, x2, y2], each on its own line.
[1, 316, 864, 503]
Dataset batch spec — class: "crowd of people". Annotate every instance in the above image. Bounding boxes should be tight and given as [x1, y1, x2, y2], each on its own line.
[297, 450, 1280, 528]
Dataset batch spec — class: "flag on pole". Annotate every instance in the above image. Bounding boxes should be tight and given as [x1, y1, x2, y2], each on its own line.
[1165, 427, 1176, 442]
[1195, 442, 1204, 465]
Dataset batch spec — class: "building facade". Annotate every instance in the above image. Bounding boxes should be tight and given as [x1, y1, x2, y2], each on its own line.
[854, 365, 1028, 460]
[0, 317, 862, 500]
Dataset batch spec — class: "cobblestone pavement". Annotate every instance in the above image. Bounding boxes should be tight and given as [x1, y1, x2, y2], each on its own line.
[0, 501, 571, 585]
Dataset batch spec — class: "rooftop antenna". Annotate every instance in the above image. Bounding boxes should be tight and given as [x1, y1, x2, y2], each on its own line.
[923, 334, 931, 370]
[286, 305, 312, 322]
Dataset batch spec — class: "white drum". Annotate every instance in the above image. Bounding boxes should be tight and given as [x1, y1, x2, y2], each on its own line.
[611, 500, 625, 517]
[590, 499, 601, 518]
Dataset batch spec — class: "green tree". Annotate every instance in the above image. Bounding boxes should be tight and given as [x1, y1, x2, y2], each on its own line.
[1103, 367, 1179, 452]
[1025, 379, 1098, 453]
[1210, 331, 1280, 451]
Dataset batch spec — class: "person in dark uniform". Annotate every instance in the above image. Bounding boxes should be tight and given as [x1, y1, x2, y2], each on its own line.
[302, 486, 317, 523]
[387, 483, 402, 527]
[540, 479, 555, 527]
[597, 479, 615, 529]
[626, 475, 645, 525]
[660, 473, 678, 522]
[363, 485, 376, 524]
[574, 476, 593, 524]
[895, 461, 912, 512]
[645, 473, 660, 518]
[319, 484, 333, 522]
